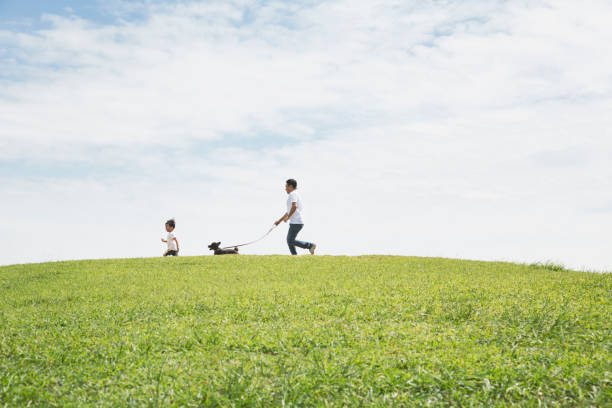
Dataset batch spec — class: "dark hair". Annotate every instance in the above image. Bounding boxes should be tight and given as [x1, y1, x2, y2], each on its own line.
[165, 219, 175, 228]
[286, 179, 297, 189]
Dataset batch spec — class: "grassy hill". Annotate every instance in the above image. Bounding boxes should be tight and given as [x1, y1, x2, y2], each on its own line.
[0, 256, 610, 407]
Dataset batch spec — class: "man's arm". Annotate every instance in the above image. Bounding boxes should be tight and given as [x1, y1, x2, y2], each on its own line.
[288, 202, 297, 219]
[275, 212, 288, 226]
[274, 203, 297, 225]
[174, 237, 179, 252]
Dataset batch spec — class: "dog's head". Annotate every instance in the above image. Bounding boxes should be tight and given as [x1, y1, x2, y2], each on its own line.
[208, 242, 221, 251]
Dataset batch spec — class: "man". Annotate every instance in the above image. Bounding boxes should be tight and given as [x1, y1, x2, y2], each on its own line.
[274, 179, 317, 255]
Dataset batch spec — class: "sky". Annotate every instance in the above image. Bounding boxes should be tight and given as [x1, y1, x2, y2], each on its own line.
[1, 0, 611, 271]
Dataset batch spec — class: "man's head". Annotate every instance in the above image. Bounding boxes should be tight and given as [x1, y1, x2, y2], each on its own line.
[285, 179, 297, 193]
[165, 219, 175, 232]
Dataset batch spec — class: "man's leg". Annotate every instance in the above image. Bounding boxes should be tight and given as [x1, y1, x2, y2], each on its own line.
[293, 237, 314, 250]
[286, 224, 303, 255]
[288, 224, 314, 253]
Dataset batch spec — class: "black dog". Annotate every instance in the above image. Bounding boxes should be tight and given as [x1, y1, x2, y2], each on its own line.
[208, 242, 239, 255]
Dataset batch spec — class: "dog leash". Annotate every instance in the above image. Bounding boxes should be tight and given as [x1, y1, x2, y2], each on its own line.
[220, 224, 278, 250]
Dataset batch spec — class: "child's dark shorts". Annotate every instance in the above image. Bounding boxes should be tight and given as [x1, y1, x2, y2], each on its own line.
[164, 250, 179, 257]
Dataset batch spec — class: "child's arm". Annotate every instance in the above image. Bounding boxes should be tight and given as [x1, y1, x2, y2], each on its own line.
[161, 238, 167, 242]
[174, 237, 179, 252]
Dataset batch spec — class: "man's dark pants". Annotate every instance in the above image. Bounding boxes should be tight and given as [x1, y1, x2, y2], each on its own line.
[287, 224, 314, 255]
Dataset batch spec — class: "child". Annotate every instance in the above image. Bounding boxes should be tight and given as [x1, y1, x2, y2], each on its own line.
[161, 218, 180, 256]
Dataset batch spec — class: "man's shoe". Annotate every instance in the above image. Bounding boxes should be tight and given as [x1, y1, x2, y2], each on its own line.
[309, 244, 317, 255]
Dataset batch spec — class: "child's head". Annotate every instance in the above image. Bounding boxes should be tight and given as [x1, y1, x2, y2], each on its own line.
[165, 218, 175, 232]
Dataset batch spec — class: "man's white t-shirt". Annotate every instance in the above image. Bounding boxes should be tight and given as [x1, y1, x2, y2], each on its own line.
[167, 232, 177, 250]
[286, 191, 304, 224]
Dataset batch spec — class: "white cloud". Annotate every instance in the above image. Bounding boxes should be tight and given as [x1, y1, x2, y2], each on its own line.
[0, 0, 611, 271]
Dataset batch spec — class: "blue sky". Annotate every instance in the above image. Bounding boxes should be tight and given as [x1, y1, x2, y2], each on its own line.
[0, 0, 115, 30]
[1, 0, 611, 270]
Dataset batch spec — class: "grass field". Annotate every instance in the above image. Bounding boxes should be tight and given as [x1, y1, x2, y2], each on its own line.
[0, 256, 610, 407]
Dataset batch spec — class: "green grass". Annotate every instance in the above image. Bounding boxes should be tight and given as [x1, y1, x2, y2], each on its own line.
[0, 256, 610, 407]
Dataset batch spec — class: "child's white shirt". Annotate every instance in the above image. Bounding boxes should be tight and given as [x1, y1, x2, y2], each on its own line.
[167, 232, 177, 250]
